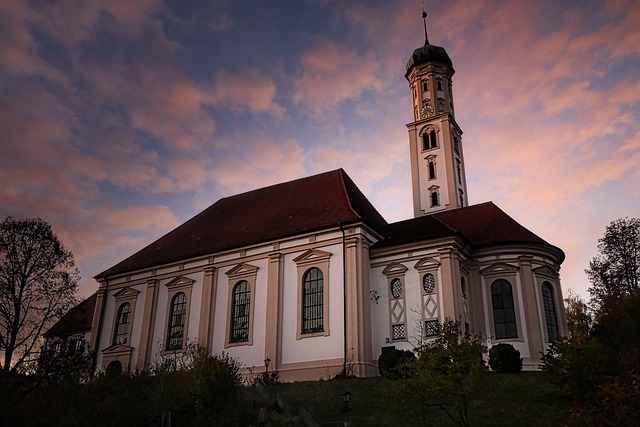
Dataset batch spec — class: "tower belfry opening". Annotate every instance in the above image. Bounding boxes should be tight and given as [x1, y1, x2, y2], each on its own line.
[406, 7, 468, 217]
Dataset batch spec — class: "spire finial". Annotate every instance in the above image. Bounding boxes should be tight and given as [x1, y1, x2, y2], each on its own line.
[421, 1, 430, 45]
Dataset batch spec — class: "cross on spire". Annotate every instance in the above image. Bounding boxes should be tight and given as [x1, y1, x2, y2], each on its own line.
[422, 1, 430, 45]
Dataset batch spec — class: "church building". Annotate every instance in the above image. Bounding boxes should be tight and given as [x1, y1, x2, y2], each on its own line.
[90, 13, 567, 380]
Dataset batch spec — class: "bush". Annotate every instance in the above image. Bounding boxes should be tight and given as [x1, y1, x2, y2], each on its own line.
[541, 336, 610, 405]
[378, 348, 416, 379]
[2, 348, 257, 427]
[406, 320, 487, 427]
[489, 343, 522, 373]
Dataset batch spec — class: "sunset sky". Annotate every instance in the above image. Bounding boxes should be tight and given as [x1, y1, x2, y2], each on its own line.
[2, 0, 639, 301]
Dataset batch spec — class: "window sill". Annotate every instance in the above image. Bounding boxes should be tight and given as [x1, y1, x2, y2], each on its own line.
[297, 330, 329, 340]
[225, 339, 253, 348]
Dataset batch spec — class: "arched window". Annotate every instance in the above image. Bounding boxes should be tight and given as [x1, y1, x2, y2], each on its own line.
[542, 282, 559, 341]
[422, 130, 438, 150]
[491, 279, 517, 339]
[428, 160, 436, 179]
[423, 274, 436, 293]
[429, 130, 437, 148]
[390, 278, 403, 299]
[302, 267, 324, 334]
[113, 302, 131, 345]
[430, 190, 439, 207]
[230, 280, 251, 343]
[166, 292, 187, 350]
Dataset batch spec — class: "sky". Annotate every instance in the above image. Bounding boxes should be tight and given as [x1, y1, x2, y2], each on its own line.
[1, 0, 639, 302]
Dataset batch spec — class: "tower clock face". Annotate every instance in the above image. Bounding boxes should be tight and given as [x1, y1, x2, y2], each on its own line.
[421, 102, 434, 118]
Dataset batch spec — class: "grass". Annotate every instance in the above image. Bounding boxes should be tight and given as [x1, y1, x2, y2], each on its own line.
[276, 372, 571, 426]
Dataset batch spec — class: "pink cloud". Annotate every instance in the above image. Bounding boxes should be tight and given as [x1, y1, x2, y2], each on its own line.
[212, 137, 305, 194]
[210, 69, 285, 117]
[292, 37, 385, 116]
[82, 59, 215, 151]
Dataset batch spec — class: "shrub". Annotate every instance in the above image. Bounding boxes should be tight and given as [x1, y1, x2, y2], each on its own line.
[378, 348, 416, 379]
[406, 319, 487, 427]
[541, 336, 608, 404]
[489, 343, 522, 373]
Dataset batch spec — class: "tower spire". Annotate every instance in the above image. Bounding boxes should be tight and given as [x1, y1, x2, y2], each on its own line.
[422, 1, 429, 45]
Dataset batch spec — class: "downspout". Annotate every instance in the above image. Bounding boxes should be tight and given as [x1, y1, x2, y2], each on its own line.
[339, 221, 347, 378]
[91, 278, 109, 376]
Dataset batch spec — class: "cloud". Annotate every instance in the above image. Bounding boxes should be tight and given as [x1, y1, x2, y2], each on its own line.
[207, 13, 233, 31]
[292, 37, 386, 116]
[2, 0, 638, 303]
[210, 69, 285, 117]
[212, 137, 305, 194]
[56, 203, 180, 296]
[446, 0, 640, 299]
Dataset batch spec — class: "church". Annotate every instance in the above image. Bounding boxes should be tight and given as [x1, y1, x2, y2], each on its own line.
[89, 14, 567, 381]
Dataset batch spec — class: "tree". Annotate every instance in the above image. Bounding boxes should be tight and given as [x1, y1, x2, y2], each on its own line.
[586, 217, 640, 316]
[564, 291, 591, 341]
[541, 218, 640, 425]
[0, 217, 79, 372]
[402, 320, 486, 427]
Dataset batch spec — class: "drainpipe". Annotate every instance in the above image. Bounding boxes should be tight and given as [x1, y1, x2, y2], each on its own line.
[339, 221, 347, 378]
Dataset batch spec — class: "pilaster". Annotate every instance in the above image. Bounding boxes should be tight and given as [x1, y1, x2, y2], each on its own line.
[265, 252, 282, 371]
[136, 279, 157, 370]
[197, 267, 216, 351]
[344, 234, 375, 377]
[437, 247, 457, 319]
[90, 282, 107, 351]
[518, 256, 544, 367]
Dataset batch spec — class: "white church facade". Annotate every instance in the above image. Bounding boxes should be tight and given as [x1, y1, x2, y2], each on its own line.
[90, 16, 567, 381]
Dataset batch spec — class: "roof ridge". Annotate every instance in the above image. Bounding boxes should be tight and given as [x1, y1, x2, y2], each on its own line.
[336, 168, 361, 221]
[218, 169, 344, 201]
[431, 212, 459, 234]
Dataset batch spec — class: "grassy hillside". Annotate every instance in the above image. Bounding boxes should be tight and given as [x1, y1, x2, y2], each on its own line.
[277, 372, 571, 426]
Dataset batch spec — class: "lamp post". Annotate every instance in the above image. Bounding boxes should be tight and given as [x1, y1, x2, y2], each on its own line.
[342, 391, 351, 427]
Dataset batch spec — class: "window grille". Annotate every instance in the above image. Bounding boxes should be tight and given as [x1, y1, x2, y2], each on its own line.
[167, 292, 187, 350]
[491, 279, 517, 339]
[424, 320, 439, 337]
[423, 274, 436, 293]
[390, 278, 403, 299]
[542, 282, 559, 341]
[392, 324, 406, 340]
[230, 281, 251, 342]
[302, 268, 324, 334]
[113, 303, 131, 345]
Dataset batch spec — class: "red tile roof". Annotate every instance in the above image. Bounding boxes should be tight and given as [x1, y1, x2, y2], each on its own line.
[97, 169, 388, 278]
[374, 202, 564, 261]
[44, 293, 97, 337]
[97, 171, 563, 280]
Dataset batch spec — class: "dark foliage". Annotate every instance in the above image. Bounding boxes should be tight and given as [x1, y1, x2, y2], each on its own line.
[398, 320, 487, 427]
[1, 350, 277, 427]
[564, 292, 592, 340]
[488, 343, 522, 373]
[586, 217, 639, 318]
[378, 347, 416, 379]
[541, 217, 640, 425]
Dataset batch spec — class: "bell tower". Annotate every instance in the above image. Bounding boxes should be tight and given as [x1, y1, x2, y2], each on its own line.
[406, 9, 468, 217]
